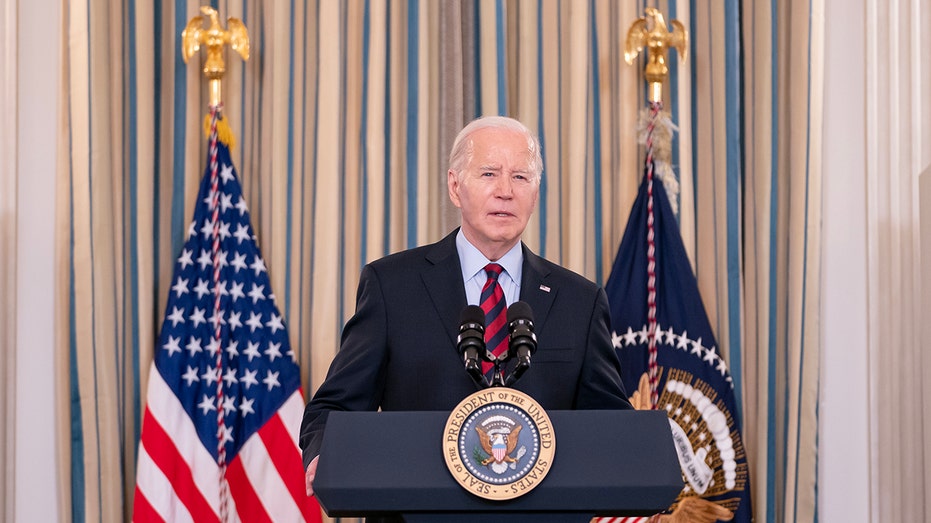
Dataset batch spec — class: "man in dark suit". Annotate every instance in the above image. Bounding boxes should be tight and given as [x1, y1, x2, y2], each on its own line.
[300, 116, 632, 495]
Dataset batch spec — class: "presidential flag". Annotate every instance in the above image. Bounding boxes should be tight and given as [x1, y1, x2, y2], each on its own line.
[603, 166, 751, 522]
[133, 112, 321, 522]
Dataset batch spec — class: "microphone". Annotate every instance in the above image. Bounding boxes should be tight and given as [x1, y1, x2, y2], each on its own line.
[505, 301, 537, 386]
[457, 305, 486, 385]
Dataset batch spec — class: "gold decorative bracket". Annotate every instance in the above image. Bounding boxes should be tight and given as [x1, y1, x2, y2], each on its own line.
[625, 7, 688, 104]
[182, 6, 250, 107]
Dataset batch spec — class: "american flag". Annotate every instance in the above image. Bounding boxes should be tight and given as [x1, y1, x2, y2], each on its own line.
[133, 112, 320, 522]
[599, 164, 751, 522]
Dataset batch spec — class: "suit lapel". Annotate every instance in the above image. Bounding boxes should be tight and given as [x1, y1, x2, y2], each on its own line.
[421, 231, 468, 348]
[419, 235, 556, 348]
[519, 246, 556, 332]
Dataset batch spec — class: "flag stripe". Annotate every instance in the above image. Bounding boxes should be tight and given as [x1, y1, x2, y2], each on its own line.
[226, 458, 273, 523]
[257, 396, 312, 518]
[139, 406, 219, 522]
[131, 481, 168, 523]
[143, 367, 222, 509]
[134, 444, 195, 523]
[237, 422, 302, 522]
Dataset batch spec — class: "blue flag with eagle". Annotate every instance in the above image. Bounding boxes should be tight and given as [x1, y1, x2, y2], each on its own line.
[604, 166, 751, 522]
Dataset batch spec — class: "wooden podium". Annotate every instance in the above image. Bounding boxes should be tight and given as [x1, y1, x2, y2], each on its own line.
[313, 409, 683, 522]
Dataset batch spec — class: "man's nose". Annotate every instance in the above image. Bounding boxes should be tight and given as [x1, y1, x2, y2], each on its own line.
[495, 176, 513, 197]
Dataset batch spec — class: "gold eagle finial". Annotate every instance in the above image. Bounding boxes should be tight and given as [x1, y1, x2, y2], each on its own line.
[625, 7, 688, 103]
[182, 6, 250, 106]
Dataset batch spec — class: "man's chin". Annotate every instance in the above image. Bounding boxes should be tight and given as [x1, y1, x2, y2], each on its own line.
[486, 234, 523, 250]
[462, 225, 525, 250]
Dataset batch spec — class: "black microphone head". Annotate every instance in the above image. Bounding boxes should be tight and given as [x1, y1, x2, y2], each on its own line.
[457, 305, 486, 356]
[506, 301, 534, 325]
[457, 306, 487, 387]
[460, 305, 486, 330]
[504, 301, 536, 387]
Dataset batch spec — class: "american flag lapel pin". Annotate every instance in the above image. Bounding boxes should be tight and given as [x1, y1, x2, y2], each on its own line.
[539, 284, 551, 293]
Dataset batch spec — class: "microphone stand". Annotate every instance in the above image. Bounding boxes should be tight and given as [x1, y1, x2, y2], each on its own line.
[490, 364, 507, 388]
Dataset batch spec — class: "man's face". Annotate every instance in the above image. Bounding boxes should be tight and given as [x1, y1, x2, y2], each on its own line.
[447, 126, 540, 261]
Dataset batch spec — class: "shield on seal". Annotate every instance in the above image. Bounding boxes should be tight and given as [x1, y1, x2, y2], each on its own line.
[492, 436, 507, 462]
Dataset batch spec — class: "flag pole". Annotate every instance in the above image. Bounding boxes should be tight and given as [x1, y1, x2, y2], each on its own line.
[181, 7, 250, 522]
[625, 8, 687, 410]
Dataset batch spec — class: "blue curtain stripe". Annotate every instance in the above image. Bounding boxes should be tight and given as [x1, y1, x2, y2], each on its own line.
[382, 0, 392, 256]
[360, 0, 371, 266]
[767, 1, 780, 519]
[724, 0, 745, 412]
[170, 0, 188, 262]
[535, 0, 547, 257]
[284, 0, 298, 321]
[126, 0, 141, 458]
[589, 0, 604, 284]
[494, 0, 506, 113]
[405, 1, 419, 249]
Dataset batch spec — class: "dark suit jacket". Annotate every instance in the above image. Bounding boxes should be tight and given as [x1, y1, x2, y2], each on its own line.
[299, 229, 631, 467]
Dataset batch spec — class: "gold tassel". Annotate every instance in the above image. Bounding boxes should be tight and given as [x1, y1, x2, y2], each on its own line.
[203, 114, 237, 150]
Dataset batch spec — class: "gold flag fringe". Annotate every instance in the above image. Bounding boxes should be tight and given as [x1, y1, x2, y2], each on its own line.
[203, 113, 237, 150]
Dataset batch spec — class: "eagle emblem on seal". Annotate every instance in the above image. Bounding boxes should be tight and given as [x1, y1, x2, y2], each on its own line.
[475, 417, 525, 474]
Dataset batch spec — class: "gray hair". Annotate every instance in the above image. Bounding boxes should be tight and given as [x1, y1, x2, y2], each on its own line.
[447, 116, 544, 182]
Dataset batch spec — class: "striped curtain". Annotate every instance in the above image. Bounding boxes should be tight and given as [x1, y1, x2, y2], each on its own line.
[56, 1, 822, 521]
[739, 1, 823, 521]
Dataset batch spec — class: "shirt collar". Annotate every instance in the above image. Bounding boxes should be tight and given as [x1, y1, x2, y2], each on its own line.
[456, 229, 523, 285]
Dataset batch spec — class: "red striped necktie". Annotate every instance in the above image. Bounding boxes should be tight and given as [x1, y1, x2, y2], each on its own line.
[480, 263, 508, 376]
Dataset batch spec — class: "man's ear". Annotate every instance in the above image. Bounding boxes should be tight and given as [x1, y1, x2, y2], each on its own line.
[447, 169, 461, 208]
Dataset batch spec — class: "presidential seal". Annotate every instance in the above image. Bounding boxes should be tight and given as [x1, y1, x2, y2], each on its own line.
[443, 388, 555, 500]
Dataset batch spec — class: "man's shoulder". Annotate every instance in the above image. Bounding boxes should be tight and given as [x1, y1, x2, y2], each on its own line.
[366, 231, 457, 272]
[368, 244, 431, 271]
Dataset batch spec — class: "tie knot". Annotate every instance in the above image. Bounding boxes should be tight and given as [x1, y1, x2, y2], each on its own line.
[484, 263, 503, 281]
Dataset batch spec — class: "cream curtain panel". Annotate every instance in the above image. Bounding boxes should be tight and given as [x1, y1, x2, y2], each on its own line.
[56, 1, 822, 521]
